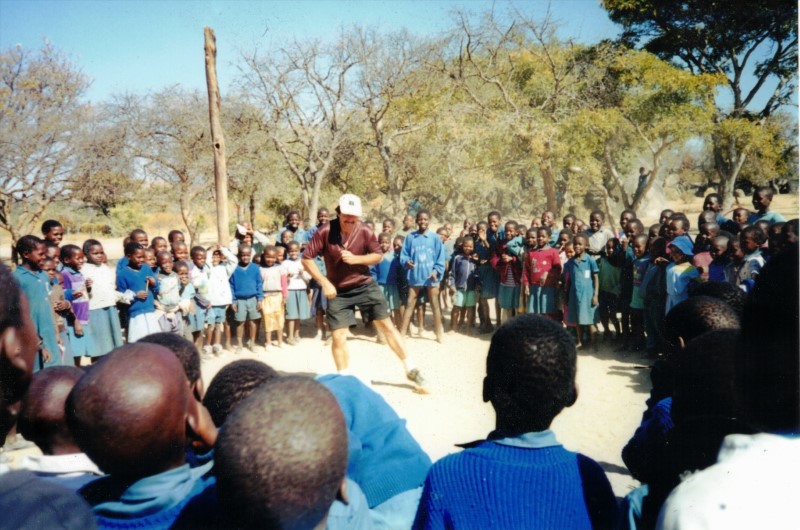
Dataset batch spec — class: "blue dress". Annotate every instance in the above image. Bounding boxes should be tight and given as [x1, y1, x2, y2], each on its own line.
[14, 268, 61, 370]
[565, 256, 599, 325]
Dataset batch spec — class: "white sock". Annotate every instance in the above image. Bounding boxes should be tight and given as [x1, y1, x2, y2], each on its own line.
[338, 368, 351, 376]
[403, 358, 416, 372]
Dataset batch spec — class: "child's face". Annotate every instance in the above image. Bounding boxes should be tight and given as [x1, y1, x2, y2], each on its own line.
[541, 211, 555, 227]
[129, 249, 145, 270]
[444, 223, 453, 236]
[575, 220, 586, 232]
[288, 245, 300, 260]
[487, 215, 500, 233]
[281, 231, 294, 245]
[669, 247, 687, 263]
[728, 240, 744, 262]
[287, 213, 301, 229]
[526, 231, 537, 247]
[402, 215, 414, 229]
[170, 232, 186, 244]
[45, 245, 59, 264]
[438, 231, 447, 243]
[740, 232, 760, 254]
[239, 248, 252, 265]
[734, 209, 749, 224]
[44, 226, 64, 245]
[710, 239, 729, 260]
[562, 216, 574, 231]
[173, 244, 189, 262]
[242, 233, 253, 245]
[192, 250, 207, 269]
[605, 240, 616, 256]
[211, 251, 222, 266]
[152, 239, 168, 253]
[620, 212, 634, 230]
[317, 210, 330, 225]
[633, 240, 647, 258]
[41, 260, 57, 281]
[176, 266, 190, 285]
[703, 196, 721, 212]
[462, 240, 474, 256]
[504, 224, 516, 239]
[144, 250, 156, 269]
[589, 214, 602, 232]
[87, 244, 107, 265]
[573, 238, 586, 257]
[158, 254, 174, 274]
[393, 238, 403, 253]
[468, 224, 477, 236]
[667, 220, 685, 239]
[558, 232, 571, 247]
[276, 248, 285, 262]
[263, 250, 277, 266]
[752, 191, 770, 212]
[536, 230, 549, 248]
[649, 226, 660, 241]
[382, 221, 394, 233]
[564, 244, 575, 259]
[416, 213, 430, 232]
[625, 223, 642, 240]
[133, 232, 149, 247]
[379, 237, 391, 253]
[64, 249, 85, 270]
[659, 211, 673, 225]
[463, 218, 472, 229]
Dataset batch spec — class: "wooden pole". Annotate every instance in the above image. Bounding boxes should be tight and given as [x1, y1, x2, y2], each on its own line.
[204, 27, 230, 246]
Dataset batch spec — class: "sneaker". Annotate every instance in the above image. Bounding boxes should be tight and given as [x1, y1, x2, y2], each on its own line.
[235, 346, 244, 355]
[202, 345, 213, 357]
[212, 344, 223, 356]
[406, 368, 426, 387]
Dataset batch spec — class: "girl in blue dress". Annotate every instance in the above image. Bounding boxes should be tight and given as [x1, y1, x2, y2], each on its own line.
[564, 234, 600, 351]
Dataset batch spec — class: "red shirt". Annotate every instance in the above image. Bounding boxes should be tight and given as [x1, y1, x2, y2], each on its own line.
[302, 219, 381, 291]
[523, 247, 562, 288]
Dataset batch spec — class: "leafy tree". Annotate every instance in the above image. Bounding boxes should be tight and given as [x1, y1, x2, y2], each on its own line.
[0, 43, 89, 251]
[603, 0, 798, 207]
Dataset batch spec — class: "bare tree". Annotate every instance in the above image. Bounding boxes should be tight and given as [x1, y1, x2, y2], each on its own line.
[241, 37, 357, 219]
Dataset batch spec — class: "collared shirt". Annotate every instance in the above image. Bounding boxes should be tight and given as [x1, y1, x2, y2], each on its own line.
[493, 430, 562, 449]
[302, 219, 381, 291]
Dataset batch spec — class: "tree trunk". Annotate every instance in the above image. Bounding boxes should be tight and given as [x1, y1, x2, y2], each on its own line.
[540, 159, 558, 214]
[713, 140, 748, 211]
[204, 27, 230, 246]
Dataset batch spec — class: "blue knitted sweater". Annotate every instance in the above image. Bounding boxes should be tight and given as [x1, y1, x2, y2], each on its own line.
[413, 440, 617, 530]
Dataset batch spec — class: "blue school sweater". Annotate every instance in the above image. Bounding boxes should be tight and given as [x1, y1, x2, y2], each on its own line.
[413, 434, 617, 530]
[228, 262, 263, 301]
[370, 251, 401, 285]
[400, 230, 447, 287]
[116, 266, 157, 319]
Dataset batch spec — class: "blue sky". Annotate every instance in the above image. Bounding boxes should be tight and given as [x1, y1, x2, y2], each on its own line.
[0, 0, 620, 102]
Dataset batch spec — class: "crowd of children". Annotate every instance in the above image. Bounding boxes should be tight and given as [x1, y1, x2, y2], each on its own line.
[3, 184, 797, 529]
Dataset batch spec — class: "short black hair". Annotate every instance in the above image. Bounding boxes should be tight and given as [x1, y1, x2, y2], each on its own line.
[174, 260, 190, 272]
[150, 236, 167, 249]
[137, 332, 201, 386]
[689, 281, 746, 316]
[215, 376, 347, 530]
[203, 360, 280, 427]
[190, 246, 206, 258]
[377, 232, 391, 242]
[485, 315, 577, 431]
[536, 226, 551, 236]
[590, 210, 605, 220]
[669, 213, 691, 231]
[754, 186, 774, 200]
[665, 296, 740, 348]
[41, 219, 63, 235]
[487, 211, 501, 219]
[167, 230, 184, 243]
[559, 227, 574, 238]
[416, 208, 431, 219]
[129, 228, 147, 240]
[124, 242, 144, 257]
[82, 239, 102, 256]
[59, 244, 81, 263]
[15, 235, 44, 258]
[740, 225, 767, 246]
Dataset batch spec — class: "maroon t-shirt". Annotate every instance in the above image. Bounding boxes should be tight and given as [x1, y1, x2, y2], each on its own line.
[302, 219, 381, 291]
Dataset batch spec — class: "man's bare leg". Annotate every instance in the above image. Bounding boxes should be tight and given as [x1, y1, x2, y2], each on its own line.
[331, 327, 350, 372]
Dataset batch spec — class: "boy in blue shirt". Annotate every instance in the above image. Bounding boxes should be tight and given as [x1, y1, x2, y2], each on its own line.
[228, 245, 263, 354]
[413, 315, 617, 529]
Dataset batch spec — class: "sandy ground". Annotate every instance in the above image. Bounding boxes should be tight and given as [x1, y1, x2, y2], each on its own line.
[198, 315, 650, 500]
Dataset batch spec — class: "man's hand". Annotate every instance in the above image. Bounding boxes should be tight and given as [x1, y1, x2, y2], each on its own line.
[321, 278, 338, 299]
[341, 250, 358, 265]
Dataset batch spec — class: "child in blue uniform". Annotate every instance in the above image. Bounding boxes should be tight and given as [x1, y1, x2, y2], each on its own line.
[564, 234, 599, 351]
[116, 242, 159, 343]
[371, 232, 403, 329]
[448, 237, 479, 332]
[399, 210, 447, 343]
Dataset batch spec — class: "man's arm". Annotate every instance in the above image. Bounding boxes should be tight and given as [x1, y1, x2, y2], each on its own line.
[341, 251, 382, 267]
[302, 258, 337, 299]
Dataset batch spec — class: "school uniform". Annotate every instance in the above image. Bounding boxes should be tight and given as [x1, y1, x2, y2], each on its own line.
[523, 246, 561, 315]
[14, 267, 61, 370]
[82, 263, 123, 356]
[665, 262, 700, 314]
[565, 255, 599, 325]
[62, 266, 93, 357]
[401, 230, 446, 287]
[116, 265, 159, 343]
[371, 251, 403, 310]
[449, 254, 479, 308]
[283, 258, 311, 320]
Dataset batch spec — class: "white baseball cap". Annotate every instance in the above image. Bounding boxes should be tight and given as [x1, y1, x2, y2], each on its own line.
[338, 194, 362, 217]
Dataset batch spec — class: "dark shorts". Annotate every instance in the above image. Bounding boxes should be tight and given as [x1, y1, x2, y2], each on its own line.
[599, 291, 619, 312]
[327, 282, 390, 331]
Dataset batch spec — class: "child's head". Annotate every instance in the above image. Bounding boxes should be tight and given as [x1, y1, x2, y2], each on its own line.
[175, 261, 190, 285]
[143, 248, 157, 269]
[401, 214, 414, 230]
[625, 219, 644, 240]
[733, 207, 750, 225]
[463, 218, 473, 229]
[460, 237, 474, 256]
[203, 359, 280, 427]
[649, 237, 668, 261]
[156, 250, 174, 274]
[190, 246, 207, 269]
[665, 295, 740, 352]
[150, 236, 168, 253]
[44, 240, 60, 265]
[129, 229, 149, 248]
[124, 242, 145, 270]
[16, 235, 46, 270]
[562, 214, 575, 231]
[563, 242, 575, 259]
[557, 228, 573, 247]
[632, 234, 649, 258]
[443, 222, 453, 237]
[275, 246, 286, 263]
[572, 234, 589, 257]
[728, 238, 744, 263]
[210, 246, 222, 266]
[280, 230, 294, 246]
[588, 210, 604, 232]
[605, 237, 621, 257]
[215, 377, 348, 530]
[541, 210, 556, 228]
[416, 209, 431, 232]
[172, 241, 189, 262]
[285, 210, 301, 229]
[751, 186, 774, 213]
[287, 241, 301, 260]
[484, 315, 577, 432]
[377, 232, 391, 253]
[83, 239, 106, 266]
[667, 214, 689, 239]
[262, 246, 278, 267]
[702, 193, 723, 213]
[487, 211, 501, 232]
[59, 244, 84, 271]
[710, 235, 731, 261]
[41, 220, 64, 246]
[392, 236, 404, 253]
[504, 221, 518, 239]
[781, 218, 799, 248]
[739, 225, 767, 255]
[18, 366, 84, 456]
[138, 332, 204, 400]
[66, 343, 213, 481]
[468, 224, 477, 236]
[436, 226, 448, 243]
[619, 209, 636, 231]
[167, 229, 185, 245]
[238, 245, 253, 266]
[41, 257, 58, 283]
[700, 221, 720, 241]
[668, 237, 693, 264]
[382, 218, 396, 234]
[659, 209, 674, 225]
[754, 220, 770, 239]
[648, 224, 661, 241]
[698, 210, 716, 230]
[525, 229, 538, 248]
[316, 208, 330, 225]
[768, 223, 785, 255]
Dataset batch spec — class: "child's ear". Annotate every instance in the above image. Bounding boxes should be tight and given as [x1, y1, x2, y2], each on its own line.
[566, 383, 578, 409]
[335, 478, 349, 505]
[482, 376, 493, 403]
[677, 336, 686, 350]
[186, 390, 218, 451]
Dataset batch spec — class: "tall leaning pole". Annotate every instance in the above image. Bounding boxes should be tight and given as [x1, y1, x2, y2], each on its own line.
[204, 27, 230, 246]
